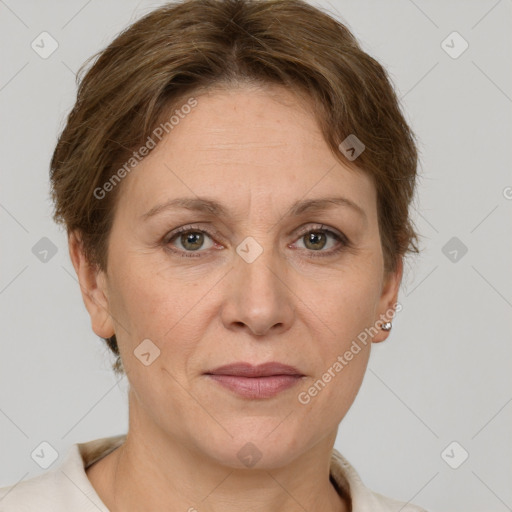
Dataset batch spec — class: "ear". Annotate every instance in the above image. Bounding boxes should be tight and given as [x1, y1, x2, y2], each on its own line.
[68, 231, 115, 339]
[372, 256, 403, 344]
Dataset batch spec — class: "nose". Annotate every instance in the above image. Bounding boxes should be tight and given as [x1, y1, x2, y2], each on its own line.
[220, 241, 295, 337]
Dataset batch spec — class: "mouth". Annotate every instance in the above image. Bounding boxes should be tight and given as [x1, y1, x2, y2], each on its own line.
[204, 362, 305, 399]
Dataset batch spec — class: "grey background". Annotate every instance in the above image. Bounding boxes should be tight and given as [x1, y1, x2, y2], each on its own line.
[0, 1, 511, 511]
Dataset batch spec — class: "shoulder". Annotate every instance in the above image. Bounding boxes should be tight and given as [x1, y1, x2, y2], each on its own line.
[330, 448, 428, 512]
[367, 490, 429, 512]
[0, 458, 100, 512]
[0, 469, 62, 512]
[0, 436, 124, 512]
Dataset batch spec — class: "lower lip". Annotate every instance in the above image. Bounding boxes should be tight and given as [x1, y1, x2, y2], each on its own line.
[206, 374, 302, 399]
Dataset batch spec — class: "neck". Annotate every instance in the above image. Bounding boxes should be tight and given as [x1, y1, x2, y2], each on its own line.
[87, 394, 348, 512]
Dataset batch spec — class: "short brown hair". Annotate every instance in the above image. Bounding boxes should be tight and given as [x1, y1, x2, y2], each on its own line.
[50, 0, 421, 374]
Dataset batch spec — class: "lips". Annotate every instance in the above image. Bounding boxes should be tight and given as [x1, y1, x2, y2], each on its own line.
[205, 362, 304, 399]
[206, 362, 303, 377]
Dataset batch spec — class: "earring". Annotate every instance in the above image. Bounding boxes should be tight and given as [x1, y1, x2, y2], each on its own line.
[381, 321, 392, 331]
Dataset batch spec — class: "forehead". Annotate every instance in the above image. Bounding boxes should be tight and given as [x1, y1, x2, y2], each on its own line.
[116, 85, 377, 223]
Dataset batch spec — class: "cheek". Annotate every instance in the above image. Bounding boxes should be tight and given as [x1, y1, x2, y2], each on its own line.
[305, 260, 383, 344]
[106, 253, 216, 382]
[107, 254, 188, 337]
[298, 264, 381, 400]
[294, 301, 372, 441]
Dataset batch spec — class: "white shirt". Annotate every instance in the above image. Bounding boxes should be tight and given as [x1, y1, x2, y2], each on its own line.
[0, 435, 427, 511]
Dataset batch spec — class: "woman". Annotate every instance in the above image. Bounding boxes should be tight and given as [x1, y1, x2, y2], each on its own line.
[0, 0, 426, 510]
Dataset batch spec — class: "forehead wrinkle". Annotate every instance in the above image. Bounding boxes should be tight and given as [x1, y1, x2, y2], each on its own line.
[141, 195, 367, 228]
[196, 141, 288, 151]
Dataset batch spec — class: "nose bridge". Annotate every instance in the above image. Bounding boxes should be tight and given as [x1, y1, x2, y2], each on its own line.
[236, 233, 283, 302]
[223, 232, 294, 335]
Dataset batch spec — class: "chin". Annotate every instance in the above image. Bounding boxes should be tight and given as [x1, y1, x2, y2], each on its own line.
[191, 421, 313, 471]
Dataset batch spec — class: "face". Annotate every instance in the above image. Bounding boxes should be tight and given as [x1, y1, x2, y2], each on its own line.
[74, 84, 401, 469]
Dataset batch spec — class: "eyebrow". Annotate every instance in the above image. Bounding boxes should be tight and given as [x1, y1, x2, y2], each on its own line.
[141, 195, 367, 223]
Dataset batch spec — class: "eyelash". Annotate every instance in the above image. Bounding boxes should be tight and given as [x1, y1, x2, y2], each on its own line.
[164, 224, 350, 259]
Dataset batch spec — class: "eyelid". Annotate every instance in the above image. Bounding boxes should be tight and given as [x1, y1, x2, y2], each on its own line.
[164, 223, 221, 243]
[293, 223, 345, 241]
[166, 222, 344, 241]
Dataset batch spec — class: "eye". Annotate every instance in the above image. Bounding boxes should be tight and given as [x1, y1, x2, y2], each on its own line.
[291, 225, 348, 257]
[165, 226, 216, 257]
[164, 223, 349, 258]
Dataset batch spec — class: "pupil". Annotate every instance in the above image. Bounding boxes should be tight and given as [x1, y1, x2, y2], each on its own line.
[306, 232, 325, 250]
[182, 232, 203, 250]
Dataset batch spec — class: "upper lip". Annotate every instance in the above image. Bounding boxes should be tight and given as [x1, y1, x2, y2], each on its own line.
[205, 362, 303, 377]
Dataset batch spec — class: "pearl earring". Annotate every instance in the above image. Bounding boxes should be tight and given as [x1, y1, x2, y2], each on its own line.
[381, 321, 392, 331]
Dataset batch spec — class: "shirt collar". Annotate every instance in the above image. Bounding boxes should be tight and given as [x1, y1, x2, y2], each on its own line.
[68, 434, 411, 512]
